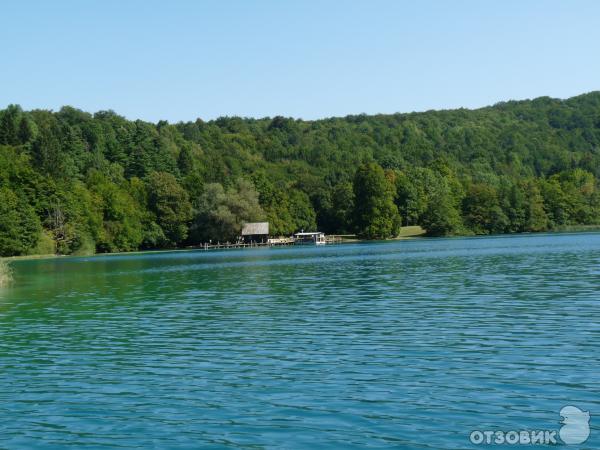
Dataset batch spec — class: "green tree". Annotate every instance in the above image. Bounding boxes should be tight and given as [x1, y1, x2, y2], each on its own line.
[44, 181, 103, 255]
[501, 181, 527, 232]
[353, 163, 401, 239]
[0, 105, 23, 146]
[87, 171, 144, 252]
[540, 177, 571, 227]
[330, 182, 355, 233]
[190, 179, 264, 242]
[394, 169, 429, 226]
[177, 145, 195, 175]
[0, 187, 41, 256]
[523, 181, 549, 231]
[4, 91, 600, 254]
[558, 169, 599, 224]
[462, 184, 509, 234]
[146, 171, 193, 246]
[421, 190, 463, 236]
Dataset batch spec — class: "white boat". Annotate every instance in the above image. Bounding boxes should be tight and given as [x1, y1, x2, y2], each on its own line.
[293, 231, 326, 245]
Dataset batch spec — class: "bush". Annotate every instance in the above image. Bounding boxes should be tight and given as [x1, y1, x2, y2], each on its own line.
[28, 230, 56, 256]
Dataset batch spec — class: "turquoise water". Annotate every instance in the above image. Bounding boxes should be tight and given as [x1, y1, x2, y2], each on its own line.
[1, 233, 599, 449]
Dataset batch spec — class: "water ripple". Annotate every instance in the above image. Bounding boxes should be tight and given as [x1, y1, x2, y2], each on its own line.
[1, 233, 599, 448]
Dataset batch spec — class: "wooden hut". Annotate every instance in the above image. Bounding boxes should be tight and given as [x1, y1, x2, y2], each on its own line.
[241, 222, 269, 243]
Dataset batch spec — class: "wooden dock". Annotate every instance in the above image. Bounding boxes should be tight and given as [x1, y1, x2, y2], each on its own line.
[191, 235, 345, 251]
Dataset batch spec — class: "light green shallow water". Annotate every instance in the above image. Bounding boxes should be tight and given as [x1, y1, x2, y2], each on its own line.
[1, 233, 599, 449]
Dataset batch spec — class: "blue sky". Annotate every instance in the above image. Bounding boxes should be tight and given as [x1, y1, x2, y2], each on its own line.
[1, 0, 599, 122]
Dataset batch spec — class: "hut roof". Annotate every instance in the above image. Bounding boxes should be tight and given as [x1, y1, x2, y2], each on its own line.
[241, 222, 269, 236]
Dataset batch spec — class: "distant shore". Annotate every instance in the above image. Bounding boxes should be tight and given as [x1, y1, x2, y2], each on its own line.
[5, 226, 600, 263]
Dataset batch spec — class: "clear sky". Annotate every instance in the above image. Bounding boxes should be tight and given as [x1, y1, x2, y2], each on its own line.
[1, 0, 599, 123]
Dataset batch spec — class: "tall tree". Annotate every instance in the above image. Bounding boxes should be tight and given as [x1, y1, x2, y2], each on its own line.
[146, 171, 193, 246]
[190, 179, 264, 242]
[353, 163, 401, 239]
[462, 184, 509, 234]
[0, 187, 41, 256]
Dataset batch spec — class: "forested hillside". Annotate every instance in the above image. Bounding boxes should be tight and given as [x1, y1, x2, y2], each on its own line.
[2, 92, 600, 256]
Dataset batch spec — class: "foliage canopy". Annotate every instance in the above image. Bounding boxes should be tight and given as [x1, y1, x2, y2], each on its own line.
[2, 92, 600, 255]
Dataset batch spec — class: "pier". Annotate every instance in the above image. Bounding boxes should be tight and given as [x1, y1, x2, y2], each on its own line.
[193, 235, 345, 251]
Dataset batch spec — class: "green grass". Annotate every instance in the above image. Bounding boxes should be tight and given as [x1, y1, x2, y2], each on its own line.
[397, 226, 426, 238]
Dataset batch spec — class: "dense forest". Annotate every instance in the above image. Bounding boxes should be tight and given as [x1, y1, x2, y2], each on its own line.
[1, 92, 600, 256]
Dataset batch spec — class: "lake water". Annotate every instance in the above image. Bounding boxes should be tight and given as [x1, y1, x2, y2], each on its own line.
[1, 233, 599, 449]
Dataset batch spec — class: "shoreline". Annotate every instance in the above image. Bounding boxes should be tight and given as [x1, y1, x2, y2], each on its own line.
[4, 226, 600, 262]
